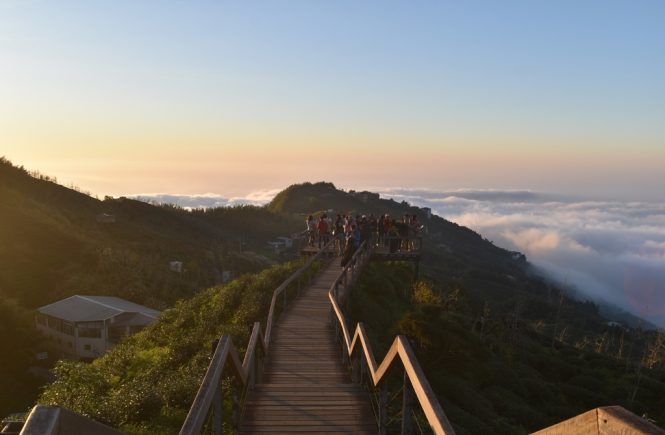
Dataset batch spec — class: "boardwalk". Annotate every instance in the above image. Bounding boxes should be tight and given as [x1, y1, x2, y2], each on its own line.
[240, 261, 376, 434]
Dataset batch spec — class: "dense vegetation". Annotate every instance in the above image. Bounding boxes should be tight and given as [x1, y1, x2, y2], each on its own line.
[0, 158, 302, 417]
[0, 158, 301, 311]
[3, 170, 663, 431]
[349, 262, 665, 433]
[273, 182, 665, 431]
[38, 260, 306, 434]
[0, 298, 44, 418]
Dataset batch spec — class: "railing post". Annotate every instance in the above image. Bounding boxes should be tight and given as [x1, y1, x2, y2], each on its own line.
[210, 339, 222, 435]
[379, 381, 388, 435]
[401, 371, 413, 435]
[212, 385, 222, 435]
[282, 285, 287, 313]
[351, 351, 360, 383]
[254, 349, 261, 385]
[231, 382, 239, 435]
[359, 353, 366, 385]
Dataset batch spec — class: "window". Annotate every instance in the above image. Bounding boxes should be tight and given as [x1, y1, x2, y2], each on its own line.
[62, 322, 74, 336]
[78, 327, 102, 338]
[83, 344, 91, 351]
[47, 316, 62, 332]
[77, 322, 103, 338]
[67, 341, 73, 348]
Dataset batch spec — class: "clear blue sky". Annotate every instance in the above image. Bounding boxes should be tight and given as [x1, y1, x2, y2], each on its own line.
[2, 1, 664, 198]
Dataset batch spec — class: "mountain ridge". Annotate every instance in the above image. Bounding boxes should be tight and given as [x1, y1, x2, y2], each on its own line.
[2, 162, 663, 432]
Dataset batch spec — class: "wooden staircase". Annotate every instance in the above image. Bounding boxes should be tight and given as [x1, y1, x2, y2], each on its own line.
[240, 262, 376, 434]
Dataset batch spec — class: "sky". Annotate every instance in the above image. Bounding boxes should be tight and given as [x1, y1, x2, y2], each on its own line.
[2, 1, 665, 199]
[1, 1, 664, 325]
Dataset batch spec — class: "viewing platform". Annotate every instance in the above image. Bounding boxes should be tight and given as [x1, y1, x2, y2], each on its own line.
[301, 237, 421, 258]
[301, 236, 423, 277]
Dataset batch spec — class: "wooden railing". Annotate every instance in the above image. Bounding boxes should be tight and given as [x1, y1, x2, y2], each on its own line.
[376, 235, 424, 253]
[531, 405, 665, 434]
[180, 240, 334, 435]
[328, 242, 456, 435]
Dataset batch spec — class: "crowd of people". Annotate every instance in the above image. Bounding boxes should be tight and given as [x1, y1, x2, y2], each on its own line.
[305, 213, 423, 266]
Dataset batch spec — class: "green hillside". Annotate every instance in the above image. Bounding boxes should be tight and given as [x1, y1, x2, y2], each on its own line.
[39, 260, 312, 434]
[0, 158, 303, 311]
[350, 263, 665, 434]
[0, 158, 302, 417]
[271, 181, 665, 432]
[3, 173, 663, 432]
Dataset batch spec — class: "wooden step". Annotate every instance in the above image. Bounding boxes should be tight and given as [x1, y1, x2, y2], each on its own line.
[239, 261, 374, 435]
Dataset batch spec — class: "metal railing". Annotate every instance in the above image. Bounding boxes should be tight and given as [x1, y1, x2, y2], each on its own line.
[179, 240, 334, 435]
[375, 235, 424, 253]
[328, 242, 456, 435]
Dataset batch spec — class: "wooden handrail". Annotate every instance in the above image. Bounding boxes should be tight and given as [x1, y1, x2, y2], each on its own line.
[328, 242, 456, 435]
[531, 406, 665, 434]
[180, 240, 334, 435]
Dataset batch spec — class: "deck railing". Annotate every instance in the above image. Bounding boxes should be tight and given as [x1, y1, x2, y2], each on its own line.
[328, 241, 456, 435]
[376, 235, 424, 253]
[179, 240, 334, 435]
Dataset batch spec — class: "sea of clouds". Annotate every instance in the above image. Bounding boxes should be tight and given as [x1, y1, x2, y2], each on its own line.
[133, 189, 665, 328]
[377, 188, 665, 329]
[128, 189, 282, 209]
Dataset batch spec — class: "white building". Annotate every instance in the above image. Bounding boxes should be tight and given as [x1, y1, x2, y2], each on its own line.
[169, 261, 183, 273]
[276, 237, 293, 248]
[96, 213, 116, 224]
[35, 295, 160, 361]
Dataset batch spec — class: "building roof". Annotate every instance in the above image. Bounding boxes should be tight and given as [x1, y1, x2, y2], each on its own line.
[37, 295, 160, 323]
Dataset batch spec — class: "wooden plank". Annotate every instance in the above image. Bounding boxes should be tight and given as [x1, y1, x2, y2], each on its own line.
[241, 418, 374, 426]
[240, 260, 375, 435]
[242, 430, 376, 435]
[244, 407, 373, 415]
[240, 424, 376, 432]
[532, 406, 665, 435]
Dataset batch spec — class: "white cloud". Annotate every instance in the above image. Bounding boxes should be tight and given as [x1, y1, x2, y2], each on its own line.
[129, 187, 665, 328]
[127, 189, 278, 209]
[228, 188, 282, 205]
[502, 228, 561, 252]
[388, 189, 665, 328]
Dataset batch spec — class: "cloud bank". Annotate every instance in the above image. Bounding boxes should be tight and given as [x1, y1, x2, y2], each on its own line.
[132, 188, 665, 328]
[378, 188, 665, 329]
[128, 189, 280, 209]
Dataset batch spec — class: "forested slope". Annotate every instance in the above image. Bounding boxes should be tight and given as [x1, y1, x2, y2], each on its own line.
[0, 158, 301, 417]
[348, 262, 665, 434]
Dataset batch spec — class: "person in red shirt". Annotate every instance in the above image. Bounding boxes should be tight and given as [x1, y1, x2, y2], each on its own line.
[317, 214, 329, 249]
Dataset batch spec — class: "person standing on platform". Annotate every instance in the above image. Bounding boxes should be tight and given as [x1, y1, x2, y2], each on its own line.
[306, 215, 316, 247]
[317, 214, 330, 249]
[334, 214, 345, 256]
